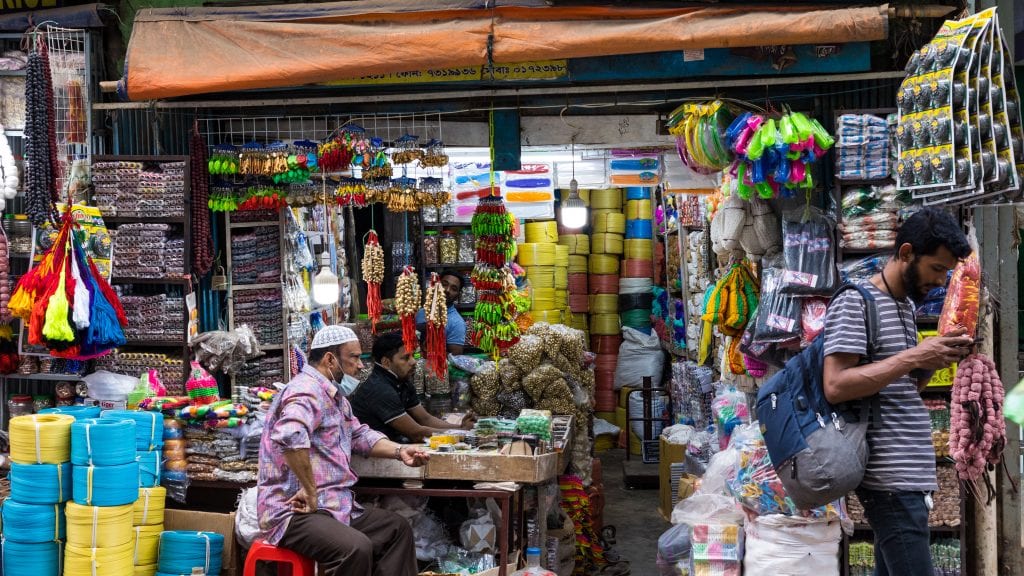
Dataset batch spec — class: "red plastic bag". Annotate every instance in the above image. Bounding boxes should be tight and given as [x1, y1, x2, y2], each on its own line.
[938, 252, 981, 337]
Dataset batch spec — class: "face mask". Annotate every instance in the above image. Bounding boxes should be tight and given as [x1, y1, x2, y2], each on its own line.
[338, 373, 361, 396]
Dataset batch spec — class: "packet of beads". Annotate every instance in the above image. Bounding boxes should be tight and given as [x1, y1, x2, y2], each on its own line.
[516, 409, 552, 441]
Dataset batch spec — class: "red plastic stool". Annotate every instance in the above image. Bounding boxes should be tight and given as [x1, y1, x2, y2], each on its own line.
[244, 539, 316, 576]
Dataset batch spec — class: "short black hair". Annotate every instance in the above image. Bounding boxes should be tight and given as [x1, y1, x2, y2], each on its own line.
[439, 270, 464, 289]
[308, 344, 341, 365]
[895, 207, 971, 259]
[372, 331, 406, 363]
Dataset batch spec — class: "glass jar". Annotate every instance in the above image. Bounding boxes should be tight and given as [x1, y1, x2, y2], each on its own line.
[423, 231, 439, 265]
[439, 230, 458, 264]
[11, 215, 32, 255]
[458, 230, 475, 263]
[460, 277, 476, 305]
[439, 203, 455, 223]
[8, 394, 33, 418]
[33, 395, 54, 413]
[421, 205, 438, 223]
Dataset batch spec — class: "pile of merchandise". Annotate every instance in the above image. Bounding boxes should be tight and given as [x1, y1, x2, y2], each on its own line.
[234, 354, 286, 389]
[231, 226, 281, 285]
[588, 188, 624, 413]
[116, 293, 185, 344]
[520, 220, 566, 325]
[94, 352, 186, 396]
[621, 187, 654, 335]
[839, 184, 909, 251]
[92, 160, 186, 218]
[835, 113, 892, 180]
[233, 288, 285, 348]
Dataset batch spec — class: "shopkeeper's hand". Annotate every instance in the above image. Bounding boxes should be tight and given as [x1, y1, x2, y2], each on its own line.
[460, 412, 478, 430]
[398, 445, 431, 467]
[286, 485, 318, 514]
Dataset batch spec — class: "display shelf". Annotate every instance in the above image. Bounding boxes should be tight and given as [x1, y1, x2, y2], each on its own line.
[231, 283, 282, 292]
[111, 277, 190, 285]
[123, 339, 188, 348]
[426, 262, 475, 269]
[5, 373, 84, 381]
[103, 216, 186, 225]
[0, 70, 25, 77]
[228, 220, 279, 229]
[424, 222, 470, 228]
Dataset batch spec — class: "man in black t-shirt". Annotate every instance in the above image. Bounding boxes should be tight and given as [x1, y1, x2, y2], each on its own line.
[350, 332, 472, 442]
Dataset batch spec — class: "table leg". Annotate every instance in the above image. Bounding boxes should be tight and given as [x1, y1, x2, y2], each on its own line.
[499, 494, 510, 576]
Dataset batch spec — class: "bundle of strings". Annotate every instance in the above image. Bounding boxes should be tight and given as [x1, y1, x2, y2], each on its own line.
[71, 418, 136, 467]
[65, 502, 133, 548]
[72, 461, 140, 506]
[133, 487, 167, 526]
[2, 540, 63, 576]
[7, 209, 127, 359]
[9, 413, 74, 464]
[157, 531, 224, 576]
[361, 229, 384, 332]
[64, 541, 134, 576]
[9, 461, 72, 504]
[701, 260, 760, 375]
[101, 410, 164, 451]
[423, 272, 448, 379]
[1, 500, 65, 542]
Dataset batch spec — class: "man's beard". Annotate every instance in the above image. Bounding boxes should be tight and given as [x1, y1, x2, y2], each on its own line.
[902, 256, 928, 301]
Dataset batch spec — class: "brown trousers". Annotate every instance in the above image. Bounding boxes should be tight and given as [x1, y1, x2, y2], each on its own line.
[278, 508, 416, 576]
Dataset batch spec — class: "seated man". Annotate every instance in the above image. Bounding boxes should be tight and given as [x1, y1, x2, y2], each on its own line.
[415, 270, 467, 354]
[350, 331, 472, 442]
[258, 325, 429, 576]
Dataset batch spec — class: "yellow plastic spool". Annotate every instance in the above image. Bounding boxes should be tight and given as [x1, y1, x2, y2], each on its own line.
[568, 255, 589, 274]
[554, 288, 568, 307]
[624, 239, 654, 260]
[626, 199, 653, 220]
[526, 266, 556, 288]
[132, 524, 163, 566]
[517, 243, 556, 266]
[554, 244, 570, 267]
[66, 502, 134, 548]
[428, 435, 457, 449]
[134, 564, 158, 576]
[590, 188, 623, 210]
[532, 287, 557, 306]
[590, 294, 619, 314]
[615, 405, 627, 429]
[554, 267, 568, 289]
[591, 233, 624, 255]
[10, 414, 74, 465]
[568, 313, 588, 329]
[524, 221, 559, 244]
[64, 541, 134, 576]
[591, 313, 621, 335]
[558, 234, 590, 255]
[133, 487, 166, 527]
[532, 309, 563, 324]
[589, 254, 621, 275]
[592, 212, 626, 235]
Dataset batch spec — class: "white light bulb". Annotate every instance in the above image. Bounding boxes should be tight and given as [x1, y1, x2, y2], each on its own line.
[559, 179, 588, 229]
[312, 252, 340, 306]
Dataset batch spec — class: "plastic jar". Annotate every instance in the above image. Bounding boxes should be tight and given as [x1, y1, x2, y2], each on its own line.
[458, 230, 475, 263]
[460, 274, 476, 305]
[439, 203, 455, 223]
[32, 395, 54, 413]
[439, 230, 458, 264]
[423, 231, 439, 265]
[11, 215, 32, 255]
[8, 395, 33, 418]
[421, 205, 438, 223]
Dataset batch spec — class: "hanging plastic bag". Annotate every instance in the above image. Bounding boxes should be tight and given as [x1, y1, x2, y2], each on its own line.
[779, 208, 837, 296]
[656, 522, 692, 576]
[750, 253, 802, 345]
[186, 360, 220, 406]
[800, 298, 829, 348]
[937, 251, 981, 337]
[235, 487, 260, 549]
[711, 384, 751, 450]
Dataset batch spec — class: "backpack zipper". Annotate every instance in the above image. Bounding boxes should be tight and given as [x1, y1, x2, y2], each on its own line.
[831, 411, 841, 431]
[771, 393, 777, 409]
[816, 412, 826, 428]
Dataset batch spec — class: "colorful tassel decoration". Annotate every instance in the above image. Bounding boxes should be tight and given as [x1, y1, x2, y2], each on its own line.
[361, 230, 384, 333]
[423, 272, 448, 380]
[395, 266, 422, 354]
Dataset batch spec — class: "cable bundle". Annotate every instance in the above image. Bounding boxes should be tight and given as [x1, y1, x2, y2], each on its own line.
[590, 233, 624, 255]
[589, 189, 623, 210]
[9, 461, 72, 504]
[568, 255, 589, 274]
[133, 486, 166, 574]
[157, 531, 225, 576]
[592, 212, 625, 234]
[132, 524, 162, 566]
[71, 418, 136, 467]
[73, 461, 140, 506]
[2, 500, 66, 542]
[136, 451, 162, 488]
[2, 540, 63, 576]
[65, 502, 133, 548]
[64, 541, 134, 576]
[558, 234, 589, 255]
[39, 405, 102, 420]
[101, 411, 164, 452]
[133, 487, 167, 526]
[517, 243, 556, 266]
[524, 221, 558, 244]
[10, 414, 75, 464]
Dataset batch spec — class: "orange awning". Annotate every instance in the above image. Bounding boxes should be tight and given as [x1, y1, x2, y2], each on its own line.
[121, 1, 889, 101]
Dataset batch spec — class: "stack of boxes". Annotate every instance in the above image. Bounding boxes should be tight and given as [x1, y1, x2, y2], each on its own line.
[588, 189, 624, 420]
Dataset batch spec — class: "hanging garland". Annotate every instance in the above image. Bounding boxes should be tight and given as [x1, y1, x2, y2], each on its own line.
[361, 230, 384, 333]
[24, 37, 57, 227]
[395, 266, 422, 354]
[189, 121, 215, 276]
[470, 195, 520, 358]
[423, 272, 447, 379]
[950, 353, 1005, 502]
[0, 225, 10, 324]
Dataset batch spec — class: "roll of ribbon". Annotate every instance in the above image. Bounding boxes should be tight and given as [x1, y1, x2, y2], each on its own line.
[620, 309, 653, 330]
[558, 234, 590, 255]
[554, 289, 568, 307]
[554, 244, 570, 267]
[101, 411, 163, 452]
[10, 414, 74, 465]
[595, 354, 619, 372]
[590, 313, 621, 335]
[568, 255, 589, 273]
[626, 199, 653, 220]
[531, 309, 562, 324]
[619, 292, 655, 311]
[1, 500, 65, 543]
[621, 258, 654, 278]
[9, 462, 72, 504]
[589, 188, 623, 210]
[73, 462, 140, 506]
[591, 334, 624, 354]
[590, 294, 619, 314]
[135, 564, 158, 576]
[554, 267, 568, 289]
[595, 370, 616, 392]
[524, 221, 559, 244]
[619, 277, 653, 294]
[567, 273, 588, 294]
[133, 524, 163, 566]
[157, 531, 225, 576]
[64, 541, 134, 576]
[590, 233, 624, 255]
[134, 487, 167, 526]
[569, 294, 590, 313]
[624, 239, 654, 260]
[588, 254, 620, 275]
[588, 274, 620, 294]
[137, 451, 162, 488]
[531, 287, 556, 302]
[2, 540, 63, 576]
[65, 502, 134, 548]
[594, 390, 617, 412]
[71, 418, 137, 467]
[592, 212, 626, 235]
[625, 219, 654, 239]
[39, 406, 101, 421]
[568, 313, 589, 330]
[517, 243, 557, 266]
[525, 266, 556, 288]
[625, 186, 651, 200]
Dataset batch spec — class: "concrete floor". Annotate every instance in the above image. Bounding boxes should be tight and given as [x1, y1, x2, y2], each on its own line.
[599, 448, 669, 575]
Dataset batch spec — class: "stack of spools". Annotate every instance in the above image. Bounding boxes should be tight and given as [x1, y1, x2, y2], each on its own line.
[133, 486, 166, 576]
[588, 188, 624, 421]
[3, 414, 75, 576]
[621, 187, 654, 334]
[65, 417, 140, 576]
[102, 410, 164, 491]
[560, 232, 590, 337]
[521, 220, 563, 325]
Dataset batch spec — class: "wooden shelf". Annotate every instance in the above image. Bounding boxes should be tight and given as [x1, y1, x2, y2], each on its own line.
[111, 277, 190, 285]
[229, 220, 279, 229]
[122, 340, 187, 348]
[232, 283, 281, 291]
[5, 373, 84, 381]
[103, 216, 186, 225]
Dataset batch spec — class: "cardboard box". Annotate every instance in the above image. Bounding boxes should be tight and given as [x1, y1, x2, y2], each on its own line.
[353, 451, 561, 484]
[658, 436, 688, 521]
[84, 398, 128, 410]
[164, 509, 240, 576]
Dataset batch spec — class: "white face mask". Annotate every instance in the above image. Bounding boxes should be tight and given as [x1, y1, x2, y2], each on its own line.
[338, 373, 361, 396]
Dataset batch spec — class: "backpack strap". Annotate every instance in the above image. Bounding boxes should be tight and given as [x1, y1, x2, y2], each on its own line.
[830, 282, 881, 361]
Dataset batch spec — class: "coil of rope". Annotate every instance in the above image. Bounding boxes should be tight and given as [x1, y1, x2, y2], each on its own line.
[39, 405, 101, 420]
[1, 500, 65, 543]
[9, 461, 72, 504]
[626, 200, 652, 220]
[590, 233, 624, 255]
[137, 562, 158, 576]
[624, 239, 653, 260]
[589, 189, 623, 211]
[73, 461, 140, 506]
[65, 502, 133, 548]
[619, 292, 654, 311]
[588, 274, 620, 294]
[568, 255, 589, 274]
[620, 309, 653, 330]
[64, 541, 134, 576]
[2, 540, 63, 576]
[525, 266, 556, 288]
[590, 313, 621, 335]
[569, 294, 590, 313]
[589, 254, 620, 275]
[71, 418, 136, 467]
[531, 310, 562, 324]
[559, 234, 590, 255]
[591, 334, 623, 354]
[950, 353, 1007, 503]
[157, 531, 225, 576]
[568, 273, 588, 293]
[517, 243, 556, 266]
[10, 414, 74, 465]
[524, 221, 559, 244]
[626, 187, 651, 200]
[590, 294, 619, 315]
[134, 487, 167, 526]
[133, 524, 163, 566]
[136, 450, 162, 488]
[621, 259, 654, 279]
[554, 289, 568, 307]
[619, 277, 654, 294]
[101, 411, 163, 452]
[625, 219, 654, 239]
[554, 267, 568, 289]
[592, 212, 626, 234]
[554, 244, 569, 267]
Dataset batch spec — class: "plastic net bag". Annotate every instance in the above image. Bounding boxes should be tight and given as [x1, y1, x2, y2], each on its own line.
[937, 251, 981, 337]
[779, 208, 837, 296]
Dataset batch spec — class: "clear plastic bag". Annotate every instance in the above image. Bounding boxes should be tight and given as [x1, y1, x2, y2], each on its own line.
[750, 253, 802, 345]
[711, 384, 751, 450]
[656, 522, 692, 574]
[780, 209, 837, 296]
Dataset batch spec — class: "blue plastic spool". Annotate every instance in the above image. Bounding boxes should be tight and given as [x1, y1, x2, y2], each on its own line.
[625, 186, 652, 200]
[100, 410, 163, 451]
[72, 462, 140, 506]
[38, 406, 101, 421]
[9, 462, 72, 504]
[136, 451, 162, 488]
[71, 418, 137, 467]
[2, 540, 63, 576]
[625, 219, 653, 239]
[1, 500, 66, 543]
[157, 531, 224, 576]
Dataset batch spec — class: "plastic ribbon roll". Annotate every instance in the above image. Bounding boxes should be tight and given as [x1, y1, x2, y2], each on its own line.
[136, 451, 162, 488]
[10, 414, 74, 465]
[624, 239, 653, 260]
[589, 188, 623, 210]
[625, 219, 654, 239]
[590, 313, 621, 335]
[588, 274, 620, 294]
[568, 255, 589, 274]
[526, 266, 556, 289]
[554, 244, 570, 267]
[71, 418, 136, 467]
[590, 334, 624, 354]
[531, 299, 556, 312]
[620, 309, 653, 330]
[619, 292, 655, 311]
[588, 254, 620, 275]
[135, 564, 158, 576]
[65, 502, 133, 548]
[595, 370, 616, 392]
[592, 212, 626, 234]
[101, 411, 163, 452]
[568, 313, 589, 330]
[39, 406, 101, 421]
[555, 289, 568, 307]
[619, 279, 654, 297]
[622, 259, 654, 278]
[569, 294, 590, 313]
[558, 234, 589, 255]
[133, 487, 167, 526]
[133, 524, 163, 566]
[73, 461, 140, 506]
[1, 500, 65, 543]
[625, 186, 651, 200]
[517, 243, 556, 266]
[554, 267, 568, 289]
[157, 531, 224, 576]
[531, 287, 556, 306]
[595, 389, 616, 411]
[2, 540, 63, 576]
[524, 221, 559, 244]
[590, 294, 619, 314]
[531, 310, 563, 324]
[567, 273, 588, 294]
[64, 541, 134, 576]
[626, 199, 653, 220]
[9, 461, 72, 504]
[595, 353, 619, 372]
[590, 233, 624, 255]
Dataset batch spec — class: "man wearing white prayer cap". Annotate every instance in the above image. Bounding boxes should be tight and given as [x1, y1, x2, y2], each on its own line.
[258, 324, 429, 576]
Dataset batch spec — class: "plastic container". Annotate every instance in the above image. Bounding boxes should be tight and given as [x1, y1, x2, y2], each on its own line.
[458, 230, 475, 263]
[8, 394, 33, 417]
[511, 548, 556, 576]
[423, 231, 439, 265]
[439, 230, 458, 264]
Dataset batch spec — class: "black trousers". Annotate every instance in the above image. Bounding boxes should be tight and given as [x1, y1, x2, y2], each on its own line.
[278, 507, 417, 576]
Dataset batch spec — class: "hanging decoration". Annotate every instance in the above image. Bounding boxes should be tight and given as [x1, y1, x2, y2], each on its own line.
[395, 266, 422, 354]
[423, 272, 448, 379]
[667, 101, 736, 174]
[470, 195, 521, 358]
[361, 230, 384, 333]
[949, 353, 1005, 501]
[0, 225, 10, 323]
[24, 36, 58, 227]
[335, 178, 368, 207]
[701, 259, 760, 374]
[189, 121, 215, 276]
[8, 207, 128, 359]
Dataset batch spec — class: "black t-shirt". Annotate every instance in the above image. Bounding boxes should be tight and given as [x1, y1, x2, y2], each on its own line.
[349, 364, 421, 441]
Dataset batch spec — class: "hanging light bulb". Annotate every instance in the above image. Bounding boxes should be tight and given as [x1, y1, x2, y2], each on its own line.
[312, 251, 340, 306]
[561, 179, 587, 229]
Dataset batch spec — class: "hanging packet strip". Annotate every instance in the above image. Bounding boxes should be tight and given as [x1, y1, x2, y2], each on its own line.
[971, 25, 1022, 201]
[608, 150, 662, 186]
[999, 36, 1024, 197]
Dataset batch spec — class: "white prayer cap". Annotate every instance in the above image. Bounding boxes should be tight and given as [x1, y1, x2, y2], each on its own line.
[310, 325, 359, 350]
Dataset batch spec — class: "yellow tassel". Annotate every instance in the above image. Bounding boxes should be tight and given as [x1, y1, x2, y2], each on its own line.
[8, 287, 32, 320]
[43, 272, 75, 343]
